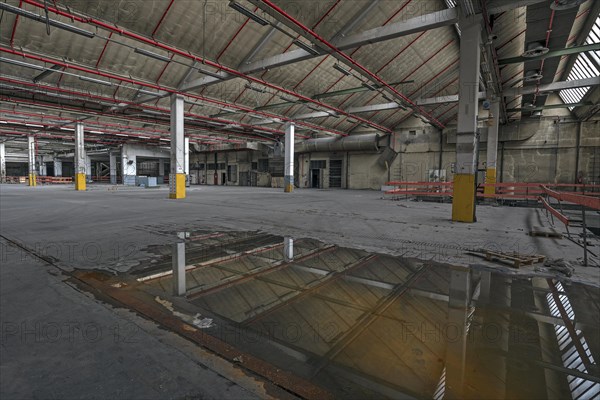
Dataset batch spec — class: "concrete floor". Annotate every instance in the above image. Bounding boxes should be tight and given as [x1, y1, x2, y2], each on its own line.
[1, 184, 599, 399]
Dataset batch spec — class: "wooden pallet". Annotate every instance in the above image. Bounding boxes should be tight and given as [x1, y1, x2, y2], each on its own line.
[530, 226, 563, 238]
[484, 250, 546, 268]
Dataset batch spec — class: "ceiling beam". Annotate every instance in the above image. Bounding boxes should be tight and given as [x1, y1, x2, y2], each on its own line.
[508, 101, 593, 112]
[248, 0, 446, 128]
[498, 43, 600, 65]
[179, 7, 459, 93]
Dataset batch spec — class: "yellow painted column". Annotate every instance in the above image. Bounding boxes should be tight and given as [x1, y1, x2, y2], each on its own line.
[75, 173, 86, 191]
[169, 173, 186, 199]
[28, 173, 37, 187]
[74, 122, 86, 191]
[484, 168, 496, 196]
[452, 174, 476, 222]
[27, 136, 37, 187]
[169, 94, 186, 199]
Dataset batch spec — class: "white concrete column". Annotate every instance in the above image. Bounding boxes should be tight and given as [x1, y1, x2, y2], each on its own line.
[38, 156, 47, 176]
[74, 122, 86, 190]
[121, 146, 136, 186]
[284, 122, 295, 193]
[452, 13, 482, 223]
[284, 237, 294, 261]
[172, 241, 186, 296]
[0, 142, 5, 183]
[53, 157, 62, 177]
[184, 136, 190, 187]
[27, 136, 36, 186]
[109, 153, 117, 184]
[169, 94, 185, 199]
[484, 99, 500, 195]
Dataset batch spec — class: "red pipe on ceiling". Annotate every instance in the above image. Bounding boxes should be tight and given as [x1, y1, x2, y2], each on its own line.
[0, 47, 319, 137]
[20, 0, 389, 134]
[257, 0, 445, 129]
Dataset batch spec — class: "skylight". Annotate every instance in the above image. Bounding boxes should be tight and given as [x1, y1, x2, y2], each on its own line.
[559, 16, 600, 110]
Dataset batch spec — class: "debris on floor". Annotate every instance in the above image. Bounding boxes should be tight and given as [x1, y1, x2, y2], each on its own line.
[537, 258, 575, 277]
[469, 249, 546, 268]
[529, 226, 563, 238]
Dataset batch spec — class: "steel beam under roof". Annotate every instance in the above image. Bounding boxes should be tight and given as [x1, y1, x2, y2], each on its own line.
[498, 43, 600, 65]
[178, 8, 459, 93]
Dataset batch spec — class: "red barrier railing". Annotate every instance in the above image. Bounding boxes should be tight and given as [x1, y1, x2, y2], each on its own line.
[36, 176, 73, 184]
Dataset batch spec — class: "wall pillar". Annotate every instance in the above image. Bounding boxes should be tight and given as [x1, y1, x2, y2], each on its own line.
[53, 157, 62, 177]
[452, 13, 482, 222]
[158, 158, 165, 177]
[109, 153, 117, 184]
[284, 122, 295, 193]
[0, 142, 5, 183]
[38, 156, 47, 176]
[484, 99, 500, 196]
[121, 146, 136, 186]
[27, 136, 37, 187]
[169, 94, 186, 199]
[74, 123, 86, 190]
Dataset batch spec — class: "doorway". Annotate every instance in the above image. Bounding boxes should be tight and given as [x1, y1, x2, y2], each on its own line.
[221, 172, 227, 185]
[311, 169, 321, 188]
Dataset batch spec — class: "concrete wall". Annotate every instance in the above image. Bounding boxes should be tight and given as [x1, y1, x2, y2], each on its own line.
[188, 117, 599, 190]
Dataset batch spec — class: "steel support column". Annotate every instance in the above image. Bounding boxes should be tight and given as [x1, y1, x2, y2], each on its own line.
[485, 99, 500, 196]
[0, 142, 6, 183]
[74, 123, 86, 190]
[27, 136, 36, 186]
[452, 13, 482, 222]
[284, 122, 294, 193]
[169, 94, 185, 199]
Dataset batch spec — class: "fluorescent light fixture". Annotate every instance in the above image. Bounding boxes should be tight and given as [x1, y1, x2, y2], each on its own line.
[160, 138, 169, 141]
[382, 94, 394, 102]
[307, 104, 320, 111]
[59, 127, 74, 131]
[0, 57, 45, 71]
[333, 64, 351, 76]
[79, 76, 113, 86]
[142, 110, 164, 116]
[25, 123, 44, 127]
[116, 133, 127, 136]
[228, 1, 269, 25]
[89, 130, 103, 134]
[134, 47, 171, 63]
[138, 89, 161, 96]
[138, 136, 150, 139]
[0, 3, 95, 38]
[362, 82, 377, 91]
[278, 95, 298, 103]
[292, 40, 319, 56]
[245, 84, 266, 93]
[197, 68, 225, 80]
[327, 112, 340, 118]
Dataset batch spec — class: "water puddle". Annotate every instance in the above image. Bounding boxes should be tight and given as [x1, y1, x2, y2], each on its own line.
[81, 229, 600, 399]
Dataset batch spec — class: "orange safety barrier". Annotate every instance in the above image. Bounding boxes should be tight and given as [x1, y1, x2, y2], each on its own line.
[541, 185, 600, 210]
[539, 197, 570, 226]
[385, 181, 600, 203]
[36, 176, 73, 184]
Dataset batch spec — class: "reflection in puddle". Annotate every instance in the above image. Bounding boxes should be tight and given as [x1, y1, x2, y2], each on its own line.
[131, 230, 600, 399]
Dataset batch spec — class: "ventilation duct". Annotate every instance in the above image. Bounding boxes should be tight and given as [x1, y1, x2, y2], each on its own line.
[295, 134, 381, 153]
[522, 42, 550, 58]
[524, 70, 543, 82]
[550, 0, 586, 10]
